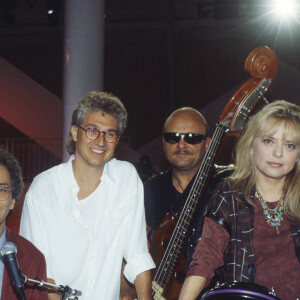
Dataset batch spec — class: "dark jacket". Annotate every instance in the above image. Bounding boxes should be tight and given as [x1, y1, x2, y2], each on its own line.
[207, 183, 300, 282]
[1, 227, 48, 299]
[144, 165, 234, 271]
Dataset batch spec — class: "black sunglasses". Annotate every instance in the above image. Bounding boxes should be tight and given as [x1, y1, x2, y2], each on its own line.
[163, 132, 207, 144]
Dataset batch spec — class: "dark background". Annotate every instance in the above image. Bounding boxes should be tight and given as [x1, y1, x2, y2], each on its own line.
[0, 0, 299, 151]
[2, 0, 300, 232]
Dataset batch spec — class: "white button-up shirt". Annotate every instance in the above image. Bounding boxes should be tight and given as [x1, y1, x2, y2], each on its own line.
[20, 157, 155, 299]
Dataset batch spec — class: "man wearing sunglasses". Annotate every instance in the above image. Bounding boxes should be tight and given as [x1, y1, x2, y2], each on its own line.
[145, 107, 211, 240]
[20, 91, 155, 300]
[144, 108, 232, 278]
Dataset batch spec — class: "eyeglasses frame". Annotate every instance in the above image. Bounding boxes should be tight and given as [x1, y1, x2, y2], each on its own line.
[0, 184, 12, 201]
[78, 126, 119, 143]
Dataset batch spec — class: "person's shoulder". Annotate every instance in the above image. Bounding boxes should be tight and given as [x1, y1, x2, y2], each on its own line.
[206, 165, 234, 192]
[109, 158, 133, 167]
[109, 158, 137, 172]
[32, 161, 70, 185]
[6, 229, 47, 282]
[213, 164, 234, 180]
[215, 179, 232, 194]
[7, 229, 44, 259]
[107, 158, 141, 182]
[144, 169, 170, 187]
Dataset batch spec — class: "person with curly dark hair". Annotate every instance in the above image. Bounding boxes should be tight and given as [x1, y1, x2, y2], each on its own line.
[0, 148, 47, 299]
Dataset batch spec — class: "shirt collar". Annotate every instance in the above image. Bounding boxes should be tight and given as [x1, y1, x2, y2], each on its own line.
[101, 158, 117, 184]
[66, 155, 78, 188]
[0, 227, 6, 246]
[68, 155, 117, 185]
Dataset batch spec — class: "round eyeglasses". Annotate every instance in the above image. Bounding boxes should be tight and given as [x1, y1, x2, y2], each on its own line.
[78, 126, 119, 143]
[0, 185, 12, 201]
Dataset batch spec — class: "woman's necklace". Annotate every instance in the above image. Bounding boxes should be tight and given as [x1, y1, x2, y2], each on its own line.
[255, 187, 284, 235]
[172, 172, 184, 193]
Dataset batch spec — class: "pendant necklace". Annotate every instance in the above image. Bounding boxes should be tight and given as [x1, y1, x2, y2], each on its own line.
[255, 187, 284, 235]
[172, 172, 184, 193]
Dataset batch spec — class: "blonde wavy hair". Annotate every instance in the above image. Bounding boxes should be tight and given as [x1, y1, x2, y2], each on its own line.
[227, 100, 300, 224]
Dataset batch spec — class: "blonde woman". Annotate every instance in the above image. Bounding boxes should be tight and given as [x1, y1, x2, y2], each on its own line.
[179, 100, 300, 300]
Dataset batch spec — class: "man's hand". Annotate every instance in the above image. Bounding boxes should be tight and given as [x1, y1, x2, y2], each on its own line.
[47, 278, 60, 300]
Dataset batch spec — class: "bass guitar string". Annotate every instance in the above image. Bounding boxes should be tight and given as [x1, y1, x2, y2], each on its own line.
[152, 46, 278, 296]
[153, 125, 225, 289]
[153, 124, 226, 290]
[153, 124, 225, 287]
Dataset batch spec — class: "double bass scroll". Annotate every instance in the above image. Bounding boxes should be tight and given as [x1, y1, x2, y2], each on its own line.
[222, 46, 278, 136]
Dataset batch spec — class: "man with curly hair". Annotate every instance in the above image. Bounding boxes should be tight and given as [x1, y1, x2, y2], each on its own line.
[0, 148, 47, 299]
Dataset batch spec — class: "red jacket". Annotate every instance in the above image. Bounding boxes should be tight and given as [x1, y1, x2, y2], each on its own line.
[1, 227, 48, 299]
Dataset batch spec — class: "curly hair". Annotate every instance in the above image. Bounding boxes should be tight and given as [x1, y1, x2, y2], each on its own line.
[0, 148, 24, 201]
[66, 91, 128, 154]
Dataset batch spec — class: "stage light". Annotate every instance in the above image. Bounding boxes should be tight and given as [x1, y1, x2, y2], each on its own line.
[45, 0, 60, 25]
[272, 0, 297, 18]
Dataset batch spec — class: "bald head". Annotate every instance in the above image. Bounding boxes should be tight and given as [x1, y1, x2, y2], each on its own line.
[163, 107, 209, 135]
[162, 107, 210, 173]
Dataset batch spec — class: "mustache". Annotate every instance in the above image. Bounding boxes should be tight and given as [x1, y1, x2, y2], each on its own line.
[173, 150, 193, 155]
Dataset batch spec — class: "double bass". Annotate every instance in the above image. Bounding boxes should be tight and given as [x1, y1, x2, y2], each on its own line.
[150, 46, 278, 300]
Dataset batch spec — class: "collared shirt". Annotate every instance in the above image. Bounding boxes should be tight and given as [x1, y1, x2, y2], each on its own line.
[0, 227, 6, 296]
[20, 156, 155, 299]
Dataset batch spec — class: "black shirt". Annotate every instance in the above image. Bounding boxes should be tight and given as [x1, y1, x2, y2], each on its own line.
[144, 165, 234, 271]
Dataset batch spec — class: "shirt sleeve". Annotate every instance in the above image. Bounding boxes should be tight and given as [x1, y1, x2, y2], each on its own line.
[187, 217, 229, 281]
[19, 181, 53, 279]
[123, 172, 155, 283]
